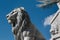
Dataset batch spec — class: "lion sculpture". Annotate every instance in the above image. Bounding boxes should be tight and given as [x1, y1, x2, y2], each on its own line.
[6, 7, 45, 40]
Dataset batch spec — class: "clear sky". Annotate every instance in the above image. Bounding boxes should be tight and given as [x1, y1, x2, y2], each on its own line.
[0, 0, 58, 40]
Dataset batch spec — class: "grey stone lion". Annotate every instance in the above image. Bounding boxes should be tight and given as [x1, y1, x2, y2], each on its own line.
[6, 7, 45, 40]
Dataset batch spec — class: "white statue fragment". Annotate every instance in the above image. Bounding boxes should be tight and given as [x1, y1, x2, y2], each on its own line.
[37, 0, 60, 7]
[6, 7, 45, 40]
[43, 0, 60, 40]
[50, 3, 60, 40]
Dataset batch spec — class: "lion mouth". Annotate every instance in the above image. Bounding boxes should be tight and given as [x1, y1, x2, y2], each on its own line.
[8, 19, 16, 27]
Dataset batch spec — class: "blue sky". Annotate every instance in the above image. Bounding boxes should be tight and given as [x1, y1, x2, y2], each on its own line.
[0, 0, 58, 40]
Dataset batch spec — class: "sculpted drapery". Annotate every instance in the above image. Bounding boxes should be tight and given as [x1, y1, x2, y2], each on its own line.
[6, 7, 45, 40]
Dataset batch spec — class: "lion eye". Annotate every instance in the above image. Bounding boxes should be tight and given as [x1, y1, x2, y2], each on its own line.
[12, 12, 15, 13]
[11, 12, 14, 14]
[11, 11, 17, 14]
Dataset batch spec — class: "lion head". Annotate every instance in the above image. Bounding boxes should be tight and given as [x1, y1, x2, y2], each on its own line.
[6, 7, 30, 35]
[6, 7, 25, 27]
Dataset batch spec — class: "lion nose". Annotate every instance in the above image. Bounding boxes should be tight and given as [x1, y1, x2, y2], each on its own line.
[6, 15, 9, 18]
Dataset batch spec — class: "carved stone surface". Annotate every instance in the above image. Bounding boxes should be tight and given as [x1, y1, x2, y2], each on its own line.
[6, 7, 45, 40]
[37, 0, 60, 7]
[50, 2, 60, 40]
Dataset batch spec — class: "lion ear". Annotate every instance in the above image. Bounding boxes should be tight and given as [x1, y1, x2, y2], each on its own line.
[20, 7, 25, 10]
